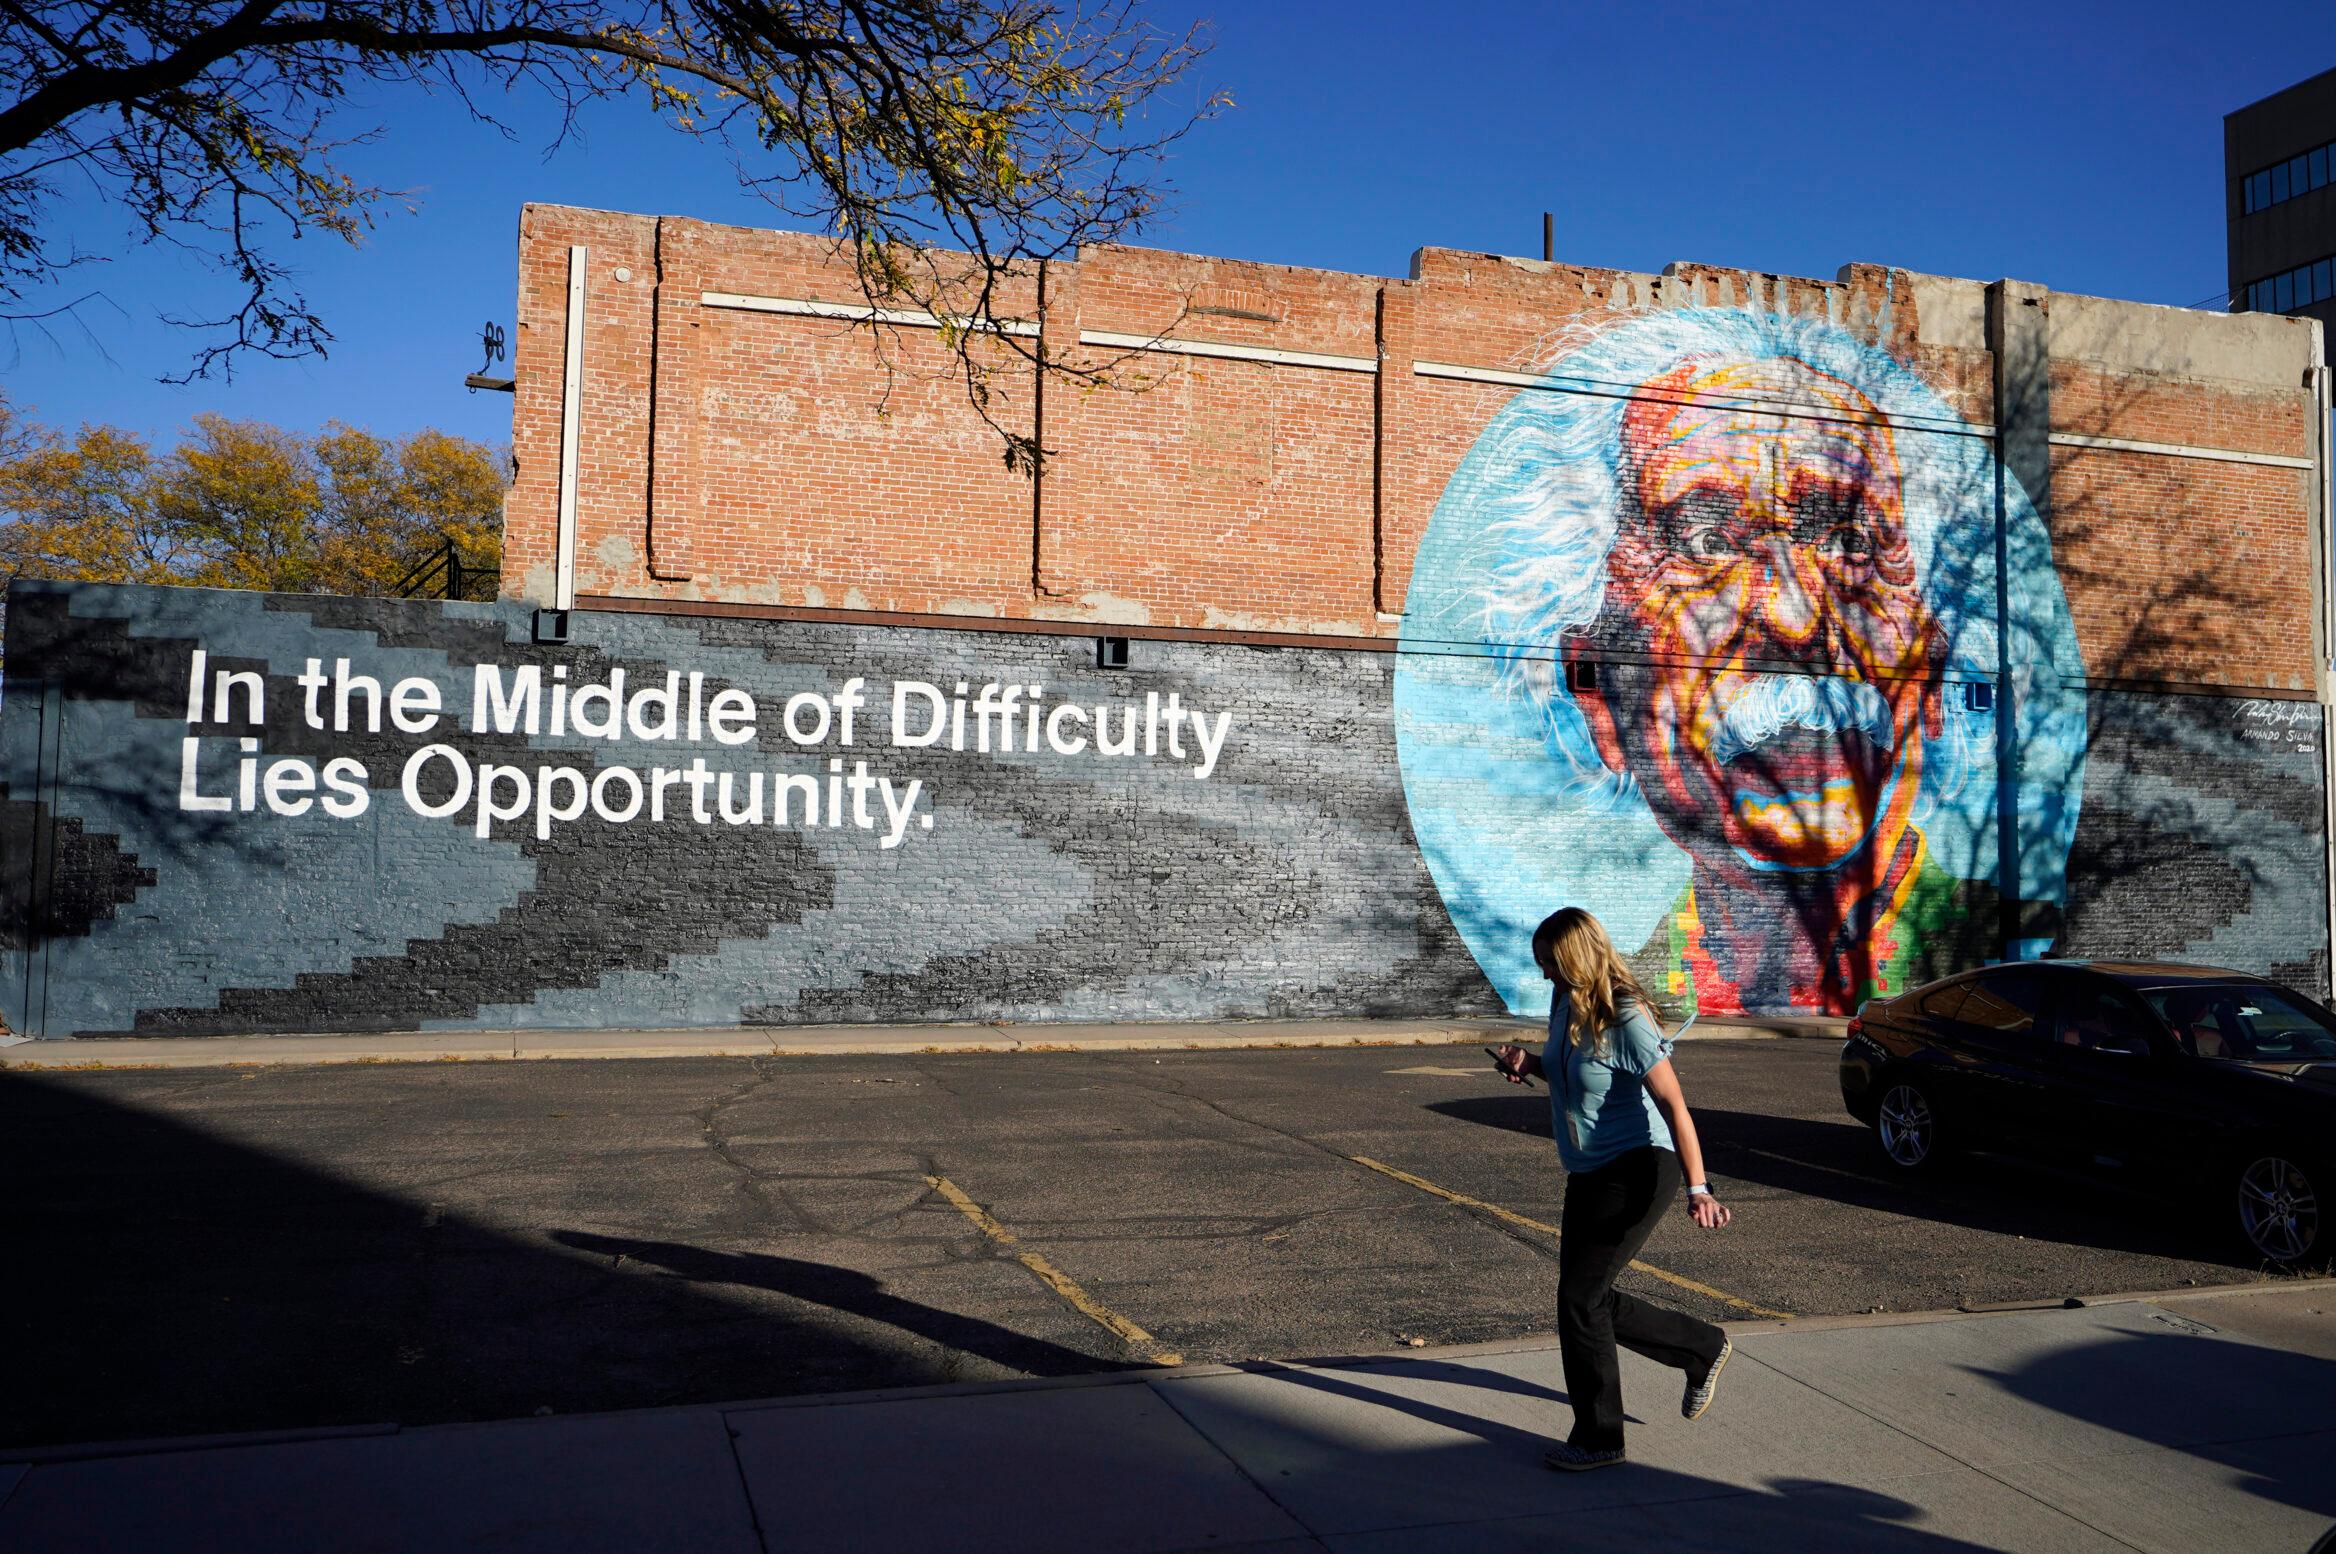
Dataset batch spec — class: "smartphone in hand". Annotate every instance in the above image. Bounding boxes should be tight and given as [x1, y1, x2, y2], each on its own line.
[1485, 1046, 1535, 1086]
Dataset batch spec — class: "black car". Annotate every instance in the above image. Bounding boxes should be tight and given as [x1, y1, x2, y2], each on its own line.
[1840, 959, 2336, 1268]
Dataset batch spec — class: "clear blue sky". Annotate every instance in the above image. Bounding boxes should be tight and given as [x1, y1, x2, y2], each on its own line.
[11, 0, 2336, 451]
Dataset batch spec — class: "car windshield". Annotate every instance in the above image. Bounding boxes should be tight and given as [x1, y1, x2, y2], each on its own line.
[2143, 983, 2336, 1063]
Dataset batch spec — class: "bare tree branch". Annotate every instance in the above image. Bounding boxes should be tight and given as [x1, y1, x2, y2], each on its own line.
[0, 0, 1224, 460]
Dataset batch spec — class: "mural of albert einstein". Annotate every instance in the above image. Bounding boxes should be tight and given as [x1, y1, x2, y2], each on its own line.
[1394, 307, 2087, 1017]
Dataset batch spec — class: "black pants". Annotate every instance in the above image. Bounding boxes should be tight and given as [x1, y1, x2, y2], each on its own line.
[1557, 1145, 1726, 1450]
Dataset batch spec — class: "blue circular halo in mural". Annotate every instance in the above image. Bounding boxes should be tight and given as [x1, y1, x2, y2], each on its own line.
[1394, 308, 2086, 1017]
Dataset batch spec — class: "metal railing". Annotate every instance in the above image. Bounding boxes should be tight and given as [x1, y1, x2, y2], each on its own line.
[391, 536, 499, 603]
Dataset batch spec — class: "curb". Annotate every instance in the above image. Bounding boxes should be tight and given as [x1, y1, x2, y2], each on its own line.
[0, 1019, 1558, 1071]
[0, 1016, 1841, 1072]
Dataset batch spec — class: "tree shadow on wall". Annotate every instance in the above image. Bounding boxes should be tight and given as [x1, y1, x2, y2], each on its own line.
[2031, 369, 2323, 987]
[1589, 345, 2316, 1015]
[0, 1072, 1135, 1451]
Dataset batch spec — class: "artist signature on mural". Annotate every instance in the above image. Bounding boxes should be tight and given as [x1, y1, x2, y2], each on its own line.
[2234, 697, 2321, 751]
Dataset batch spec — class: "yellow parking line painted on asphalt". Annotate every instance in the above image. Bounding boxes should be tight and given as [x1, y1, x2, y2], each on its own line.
[924, 1174, 1183, 1366]
[1347, 1155, 1794, 1321]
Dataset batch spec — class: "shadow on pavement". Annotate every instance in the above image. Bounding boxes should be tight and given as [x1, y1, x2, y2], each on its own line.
[550, 1230, 1147, 1381]
[1130, 1366, 2059, 1553]
[1425, 1092, 2247, 1268]
[1248, 1357, 1572, 1443]
[1970, 1326, 2336, 1519]
[0, 1072, 1131, 1450]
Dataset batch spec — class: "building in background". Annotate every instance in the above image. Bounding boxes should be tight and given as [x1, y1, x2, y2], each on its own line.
[2228, 64, 2336, 324]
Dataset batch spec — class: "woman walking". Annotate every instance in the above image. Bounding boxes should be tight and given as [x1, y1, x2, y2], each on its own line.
[1490, 906, 1733, 1471]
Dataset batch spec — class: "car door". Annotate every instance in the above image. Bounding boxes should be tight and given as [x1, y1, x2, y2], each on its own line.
[2037, 975, 2194, 1177]
[1938, 967, 2056, 1149]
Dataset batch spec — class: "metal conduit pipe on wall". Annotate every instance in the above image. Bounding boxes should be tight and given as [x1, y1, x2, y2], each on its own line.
[2313, 343, 2336, 997]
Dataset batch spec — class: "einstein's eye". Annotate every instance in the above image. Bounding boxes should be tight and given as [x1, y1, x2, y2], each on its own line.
[1819, 526, 1876, 563]
[1683, 527, 1742, 562]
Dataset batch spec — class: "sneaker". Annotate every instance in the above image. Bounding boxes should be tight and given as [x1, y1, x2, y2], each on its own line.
[1543, 1442, 1626, 1472]
[1683, 1337, 1731, 1420]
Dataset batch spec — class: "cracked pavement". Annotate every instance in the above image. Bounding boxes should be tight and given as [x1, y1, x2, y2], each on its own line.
[0, 1041, 2287, 1449]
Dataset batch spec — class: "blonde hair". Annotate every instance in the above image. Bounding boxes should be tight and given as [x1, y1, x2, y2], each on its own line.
[1533, 907, 1651, 1057]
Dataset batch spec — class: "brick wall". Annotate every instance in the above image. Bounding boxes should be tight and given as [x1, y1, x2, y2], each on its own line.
[508, 205, 2328, 697]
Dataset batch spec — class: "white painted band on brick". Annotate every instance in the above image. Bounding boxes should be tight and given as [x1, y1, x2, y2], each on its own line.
[1410, 360, 1988, 438]
[1080, 330, 1378, 374]
[555, 245, 586, 614]
[2043, 430, 2314, 470]
[700, 290, 1041, 338]
[1414, 359, 2316, 469]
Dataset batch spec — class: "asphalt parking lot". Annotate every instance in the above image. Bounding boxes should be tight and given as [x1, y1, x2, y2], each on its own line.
[1, 1037, 2290, 1450]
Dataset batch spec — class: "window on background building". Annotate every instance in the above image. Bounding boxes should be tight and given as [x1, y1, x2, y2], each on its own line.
[2277, 272, 2294, 312]
[2318, 259, 2334, 301]
[2242, 143, 2336, 214]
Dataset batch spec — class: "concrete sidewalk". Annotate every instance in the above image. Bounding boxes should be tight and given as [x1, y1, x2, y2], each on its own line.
[0, 1012, 1843, 1069]
[3, 1284, 2328, 1554]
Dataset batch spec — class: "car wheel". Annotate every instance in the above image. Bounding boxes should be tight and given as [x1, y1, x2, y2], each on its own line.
[2234, 1150, 2327, 1270]
[1873, 1075, 1947, 1174]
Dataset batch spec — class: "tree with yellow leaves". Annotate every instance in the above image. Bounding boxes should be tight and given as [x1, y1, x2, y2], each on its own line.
[1, 401, 506, 654]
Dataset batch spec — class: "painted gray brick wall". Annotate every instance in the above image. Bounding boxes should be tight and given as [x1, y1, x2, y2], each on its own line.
[2061, 689, 2331, 994]
[1, 580, 1499, 1037]
[4, 580, 2328, 1037]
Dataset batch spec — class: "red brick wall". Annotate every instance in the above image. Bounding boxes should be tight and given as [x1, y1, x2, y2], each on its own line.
[508, 204, 2328, 691]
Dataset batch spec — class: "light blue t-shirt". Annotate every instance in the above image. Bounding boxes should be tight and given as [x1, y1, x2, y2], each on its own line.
[1547, 993, 1677, 1173]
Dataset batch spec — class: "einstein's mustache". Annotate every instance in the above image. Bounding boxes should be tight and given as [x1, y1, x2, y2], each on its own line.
[1701, 673, 1897, 766]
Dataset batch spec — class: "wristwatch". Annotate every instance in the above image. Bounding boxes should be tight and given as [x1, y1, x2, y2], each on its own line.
[1686, 1183, 1712, 1197]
